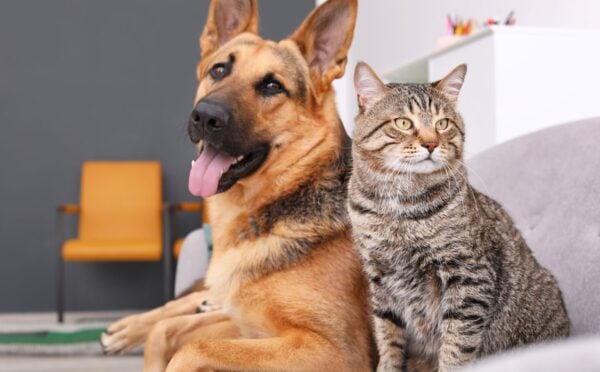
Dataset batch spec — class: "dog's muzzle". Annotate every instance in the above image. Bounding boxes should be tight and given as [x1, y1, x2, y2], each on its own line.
[188, 99, 233, 144]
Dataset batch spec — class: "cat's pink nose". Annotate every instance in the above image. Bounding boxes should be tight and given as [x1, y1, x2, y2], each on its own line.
[422, 142, 438, 153]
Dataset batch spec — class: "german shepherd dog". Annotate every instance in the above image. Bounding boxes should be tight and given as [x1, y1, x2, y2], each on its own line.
[102, 0, 373, 370]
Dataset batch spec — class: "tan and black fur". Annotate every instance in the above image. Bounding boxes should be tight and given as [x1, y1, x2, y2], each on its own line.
[348, 62, 569, 372]
[103, 1, 374, 371]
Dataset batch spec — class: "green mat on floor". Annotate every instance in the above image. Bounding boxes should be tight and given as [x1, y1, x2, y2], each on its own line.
[0, 328, 105, 356]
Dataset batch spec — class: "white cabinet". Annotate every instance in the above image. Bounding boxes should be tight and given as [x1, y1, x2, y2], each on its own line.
[384, 27, 600, 157]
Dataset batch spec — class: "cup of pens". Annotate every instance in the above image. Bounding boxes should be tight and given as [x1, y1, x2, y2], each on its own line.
[437, 11, 516, 49]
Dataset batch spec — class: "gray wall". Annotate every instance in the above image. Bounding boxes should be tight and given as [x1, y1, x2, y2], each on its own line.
[0, 0, 314, 313]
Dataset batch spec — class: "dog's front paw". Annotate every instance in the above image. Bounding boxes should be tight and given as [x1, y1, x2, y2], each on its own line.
[196, 300, 221, 314]
[100, 314, 148, 355]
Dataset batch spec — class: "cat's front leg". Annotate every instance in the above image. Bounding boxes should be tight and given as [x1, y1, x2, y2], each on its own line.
[438, 310, 484, 372]
[372, 308, 408, 372]
[438, 273, 492, 371]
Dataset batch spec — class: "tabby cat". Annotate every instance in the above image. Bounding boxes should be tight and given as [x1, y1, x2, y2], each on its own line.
[348, 62, 569, 372]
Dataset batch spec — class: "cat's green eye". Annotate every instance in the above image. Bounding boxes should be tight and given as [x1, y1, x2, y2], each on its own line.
[394, 118, 413, 131]
[436, 118, 450, 131]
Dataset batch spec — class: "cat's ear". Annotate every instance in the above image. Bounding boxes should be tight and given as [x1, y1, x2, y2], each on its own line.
[290, 0, 358, 97]
[354, 61, 388, 112]
[200, 0, 259, 59]
[433, 64, 467, 103]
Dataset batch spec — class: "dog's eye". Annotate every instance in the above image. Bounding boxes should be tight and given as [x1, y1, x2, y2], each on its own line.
[266, 81, 281, 92]
[209, 64, 229, 81]
[256, 75, 287, 97]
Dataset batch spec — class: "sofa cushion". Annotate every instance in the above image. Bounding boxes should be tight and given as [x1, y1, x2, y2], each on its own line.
[460, 336, 600, 372]
[467, 118, 600, 336]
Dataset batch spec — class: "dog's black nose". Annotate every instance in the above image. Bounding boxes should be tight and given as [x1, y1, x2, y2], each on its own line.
[189, 100, 231, 132]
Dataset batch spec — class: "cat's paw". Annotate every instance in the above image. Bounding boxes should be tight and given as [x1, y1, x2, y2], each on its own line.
[437, 360, 458, 372]
[376, 361, 403, 372]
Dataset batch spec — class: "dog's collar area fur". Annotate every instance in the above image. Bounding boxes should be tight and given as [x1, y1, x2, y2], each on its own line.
[234, 142, 352, 270]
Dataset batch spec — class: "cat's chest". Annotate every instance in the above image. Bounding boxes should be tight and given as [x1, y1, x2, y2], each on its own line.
[366, 243, 441, 301]
[382, 256, 440, 303]
[369, 247, 444, 356]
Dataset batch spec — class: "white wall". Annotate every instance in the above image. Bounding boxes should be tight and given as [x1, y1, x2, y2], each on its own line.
[318, 0, 600, 135]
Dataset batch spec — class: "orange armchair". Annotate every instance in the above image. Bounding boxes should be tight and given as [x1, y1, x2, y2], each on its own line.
[56, 161, 168, 322]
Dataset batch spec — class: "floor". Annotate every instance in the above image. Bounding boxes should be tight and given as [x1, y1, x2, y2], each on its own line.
[0, 356, 143, 372]
[0, 311, 144, 372]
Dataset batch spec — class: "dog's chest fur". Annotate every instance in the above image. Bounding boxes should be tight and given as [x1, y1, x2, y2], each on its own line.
[204, 149, 352, 331]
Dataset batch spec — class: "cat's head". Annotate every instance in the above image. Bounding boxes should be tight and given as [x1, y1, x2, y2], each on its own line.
[352, 62, 467, 174]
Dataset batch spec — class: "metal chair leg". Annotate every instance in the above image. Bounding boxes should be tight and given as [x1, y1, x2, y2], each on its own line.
[57, 258, 65, 323]
[163, 207, 173, 301]
[56, 210, 65, 323]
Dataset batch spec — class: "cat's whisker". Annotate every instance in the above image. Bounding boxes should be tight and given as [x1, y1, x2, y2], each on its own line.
[447, 162, 481, 214]
[454, 159, 491, 197]
[450, 165, 469, 218]
[442, 162, 468, 219]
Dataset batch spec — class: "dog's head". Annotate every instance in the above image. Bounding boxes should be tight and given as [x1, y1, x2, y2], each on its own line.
[188, 0, 357, 199]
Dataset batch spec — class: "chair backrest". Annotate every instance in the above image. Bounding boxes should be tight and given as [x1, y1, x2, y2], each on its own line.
[468, 118, 600, 336]
[79, 161, 162, 241]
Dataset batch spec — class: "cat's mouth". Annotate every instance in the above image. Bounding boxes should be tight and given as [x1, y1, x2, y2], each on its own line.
[412, 154, 437, 165]
[415, 149, 446, 164]
[394, 154, 445, 174]
[410, 159, 443, 174]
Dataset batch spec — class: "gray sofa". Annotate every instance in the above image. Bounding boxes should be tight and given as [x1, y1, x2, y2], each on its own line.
[463, 118, 600, 371]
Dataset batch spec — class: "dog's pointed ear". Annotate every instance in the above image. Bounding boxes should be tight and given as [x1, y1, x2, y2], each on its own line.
[290, 0, 358, 95]
[433, 64, 467, 103]
[354, 62, 388, 112]
[200, 0, 259, 59]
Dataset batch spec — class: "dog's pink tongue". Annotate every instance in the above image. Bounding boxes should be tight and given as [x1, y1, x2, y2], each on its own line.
[189, 145, 235, 197]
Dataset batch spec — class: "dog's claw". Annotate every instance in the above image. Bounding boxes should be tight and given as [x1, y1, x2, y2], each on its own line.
[197, 300, 221, 314]
[100, 333, 109, 354]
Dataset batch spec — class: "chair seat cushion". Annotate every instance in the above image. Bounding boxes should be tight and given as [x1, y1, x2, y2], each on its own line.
[62, 238, 162, 261]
